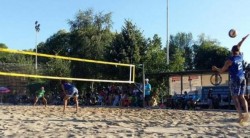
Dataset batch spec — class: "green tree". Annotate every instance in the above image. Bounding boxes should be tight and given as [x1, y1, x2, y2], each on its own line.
[166, 34, 186, 72]
[107, 20, 147, 64]
[45, 59, 71, 77]
[39, 30, 71, 56]
[106, 20, 148, 81]
[0, 43, 8, 48]
[0, 53, 35, 74]
[169, 48, 185, 71]
[193, 34, 230, 70]
[0, 43, 9, 63]
[68, 9, 114, 88]
[144, 34, 168, 73]
[168, 33, 193, 70]
[36, 30, 71, 68]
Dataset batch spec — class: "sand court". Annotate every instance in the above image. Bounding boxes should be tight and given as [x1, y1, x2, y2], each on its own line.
[0, 105, 249, 138]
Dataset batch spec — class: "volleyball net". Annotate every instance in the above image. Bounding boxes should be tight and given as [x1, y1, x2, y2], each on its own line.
[0, 48, 135, 84]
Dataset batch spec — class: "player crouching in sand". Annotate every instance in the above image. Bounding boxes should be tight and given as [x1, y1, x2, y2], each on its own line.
[61, 80, 79, 113]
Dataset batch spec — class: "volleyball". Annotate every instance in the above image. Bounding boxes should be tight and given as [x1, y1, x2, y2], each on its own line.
[229, 29, 237, 38]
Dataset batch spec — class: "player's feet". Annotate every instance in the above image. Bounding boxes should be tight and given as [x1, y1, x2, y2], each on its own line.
[239, 113, 249, 126]
[242, 113, 249, 122]
[239, 119, 248, 126]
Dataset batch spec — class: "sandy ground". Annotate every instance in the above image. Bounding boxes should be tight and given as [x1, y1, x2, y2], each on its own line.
[0, 105, 249, 138]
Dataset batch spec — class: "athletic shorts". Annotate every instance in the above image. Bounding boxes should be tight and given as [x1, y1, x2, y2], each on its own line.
[37, 93, 45, 99]
[229, 77, 246, 96]
[145, 95, 151, 102]
[66, 87, 79, 98]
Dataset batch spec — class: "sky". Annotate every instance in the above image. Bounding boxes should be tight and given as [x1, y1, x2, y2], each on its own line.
[1, 0, 250, 63]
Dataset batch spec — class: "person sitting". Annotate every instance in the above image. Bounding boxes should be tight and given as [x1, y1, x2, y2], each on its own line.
[150, 92, 158, 107]
[120, 92, 127, 106]
[112, 91, 120, 106]
[207, 88, 213, 109]
[97, 93, 104, 106]
[213, 94, 222, 109]
[182, 91, 191, 109]
[106, 93, 113, 106]
[122, 94, 130, 107]
[85, 91, 91, 106]
[127, 93, 133, 107]
[189, 90, 200, 109]
[171, 93, 178, 109]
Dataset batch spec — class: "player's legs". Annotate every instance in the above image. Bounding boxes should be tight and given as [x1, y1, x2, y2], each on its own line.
[230, 80, 243, 120]
[63, 87, 79, 113]
[42, 96, 47, 107]
[72, 87, 79, 112]
[34, 96, 38, 106]
[238, 78, 248, 121]
[63, 95, 70, 113]
[232, 95, 242, 119]
[239, 95, 249, 121]
[144, 95, 150, 107]
[73, 96, 79, 113]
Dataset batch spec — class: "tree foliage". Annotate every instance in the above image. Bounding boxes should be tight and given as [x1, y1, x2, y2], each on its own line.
[66, 9, 114, 90]
[39, 30, 71, 56]
[0, 43, 8, 48]
[193, 34, 230, 69]
[105, 20, 149, 80]
[145, 34, 168, 73]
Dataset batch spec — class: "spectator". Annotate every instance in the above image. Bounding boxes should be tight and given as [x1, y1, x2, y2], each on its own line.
[106, 93, 113, 106]
[136, 90, 143, 107]
[150, 92, 158, 107]
[213, 94, 221, 109]
[127, 93, 133, 107]
[171, 93, 178, 109]
[189, 90, 200, 109]
[144, 78, 152, 107]
[182, 91, 190, 109]
[112, 91, 120, 106]
[207, 88, 213, 109]
[85, 91, 91, 105]
[120, 92, 127, 106]
[97, 93, 104, 106]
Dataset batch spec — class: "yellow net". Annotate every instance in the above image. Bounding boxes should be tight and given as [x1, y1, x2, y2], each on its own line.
[0, 48, 135, 83]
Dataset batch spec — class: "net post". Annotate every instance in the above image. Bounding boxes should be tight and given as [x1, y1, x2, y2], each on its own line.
[133, 65, 135, 83]
[129, 65, 132, 83]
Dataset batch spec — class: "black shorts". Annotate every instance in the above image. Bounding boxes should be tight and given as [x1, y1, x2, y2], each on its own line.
[145, 95, 151, 102]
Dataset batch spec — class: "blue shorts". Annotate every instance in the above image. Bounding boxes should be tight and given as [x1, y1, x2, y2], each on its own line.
[229, 77, 246, 96]
[66, 87, 79, 98]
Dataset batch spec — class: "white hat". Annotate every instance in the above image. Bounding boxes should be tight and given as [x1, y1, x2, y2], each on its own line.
[145, 78, 149, 81]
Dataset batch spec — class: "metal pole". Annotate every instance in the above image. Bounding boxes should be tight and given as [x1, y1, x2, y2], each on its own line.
[35, 31, 38, 70]
[142, 64, 145, 107]
[166, 0, 169, 65]
[35, 21, 40, 71]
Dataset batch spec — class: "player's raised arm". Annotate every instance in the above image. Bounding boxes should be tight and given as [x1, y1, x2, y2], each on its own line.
[237, 34, 249, 48]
